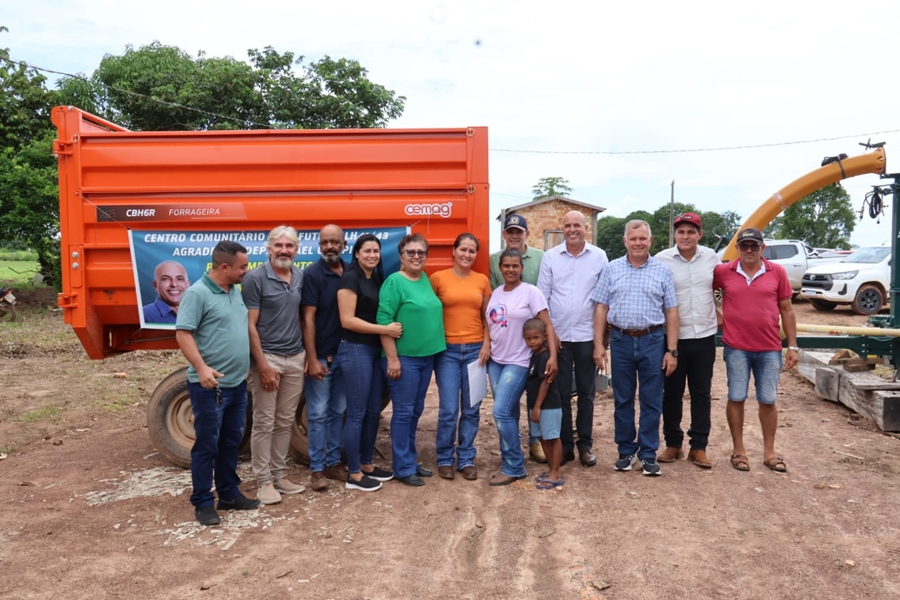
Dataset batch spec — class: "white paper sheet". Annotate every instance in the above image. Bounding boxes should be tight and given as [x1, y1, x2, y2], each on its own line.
[467, 361, 488, 408]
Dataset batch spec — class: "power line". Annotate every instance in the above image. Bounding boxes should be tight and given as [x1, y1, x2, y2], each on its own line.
[9, 56, 900, 155]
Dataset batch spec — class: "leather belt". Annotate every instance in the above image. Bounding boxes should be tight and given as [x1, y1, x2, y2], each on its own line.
[610, 324, 662, 337]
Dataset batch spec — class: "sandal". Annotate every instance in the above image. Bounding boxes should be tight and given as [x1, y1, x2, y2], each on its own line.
[534, 472, 549, 482]
[764, 456, 787, 472]
[535, 478, 564, 490]
[730, 454, 750, 472]
[488, 472, 526, 487]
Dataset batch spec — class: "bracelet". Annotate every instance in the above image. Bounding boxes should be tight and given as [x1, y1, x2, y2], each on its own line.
[787, 346, 800, 352]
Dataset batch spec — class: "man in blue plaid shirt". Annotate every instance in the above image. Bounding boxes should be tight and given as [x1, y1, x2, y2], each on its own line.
[591, 220, 679, 476]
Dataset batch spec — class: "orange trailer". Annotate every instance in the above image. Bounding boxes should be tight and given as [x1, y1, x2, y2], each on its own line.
[53, 106, 490, 466]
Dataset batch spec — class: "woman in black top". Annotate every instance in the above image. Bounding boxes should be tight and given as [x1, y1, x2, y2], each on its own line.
[337, 234, 402, 492]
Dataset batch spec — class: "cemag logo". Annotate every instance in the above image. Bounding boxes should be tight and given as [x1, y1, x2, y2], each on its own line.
[404, 202, 453, 218]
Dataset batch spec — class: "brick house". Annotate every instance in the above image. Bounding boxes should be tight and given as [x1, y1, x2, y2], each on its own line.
[497, 196, 607, 250]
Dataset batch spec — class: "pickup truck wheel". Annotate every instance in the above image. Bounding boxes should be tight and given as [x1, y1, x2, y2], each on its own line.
[147, 368, 252, 469]
[852, 284, 884, 315]
[809, 299, 837, 312]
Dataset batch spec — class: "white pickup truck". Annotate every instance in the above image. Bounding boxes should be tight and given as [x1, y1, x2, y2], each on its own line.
[800, 245, 891, 314]
[761, 239, 845, 294]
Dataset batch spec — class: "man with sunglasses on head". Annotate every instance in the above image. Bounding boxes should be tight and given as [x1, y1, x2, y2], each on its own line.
[714, 227, 799, 474]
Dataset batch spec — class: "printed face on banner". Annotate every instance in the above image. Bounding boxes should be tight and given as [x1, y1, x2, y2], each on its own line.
[131, 228, 408, 329]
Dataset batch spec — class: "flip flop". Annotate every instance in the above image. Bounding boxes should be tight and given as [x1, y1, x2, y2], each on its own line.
[488, 473, 526, 487]
[730, 454, 750, 472]
[764, 456, 787, 473]
[535, 478, 564, 490]
[534, 472, 549, 482]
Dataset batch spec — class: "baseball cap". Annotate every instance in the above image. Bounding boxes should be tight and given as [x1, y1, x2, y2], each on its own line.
[737, 227, 764, 244]
[673, 212, 702, 229]
[503, 214, 528, 231]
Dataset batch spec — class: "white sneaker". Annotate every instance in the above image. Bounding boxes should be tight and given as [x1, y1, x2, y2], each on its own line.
[257, 482, 282, 505]
[274, 478, 306, 495]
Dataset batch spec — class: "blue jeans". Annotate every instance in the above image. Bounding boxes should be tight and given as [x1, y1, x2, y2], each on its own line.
[609, 327, 666, 461]
[434, 342, 483, 469]
[723, 345, 783, 405]
[188, 380, 248, 508]
[304, 356, 348, 472]
[488, 360, 528, 477]
[384, 355, 434, 479]
[337, 341, 384, 475]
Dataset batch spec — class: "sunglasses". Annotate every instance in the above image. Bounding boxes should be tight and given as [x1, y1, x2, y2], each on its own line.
[738, 242, 761, 251]
[404, 249, 427, 258]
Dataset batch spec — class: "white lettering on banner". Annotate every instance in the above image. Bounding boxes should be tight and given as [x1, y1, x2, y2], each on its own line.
[126, 209, 156, 217]
[404, 202, 453, 218]
[144, 233, 186, 243]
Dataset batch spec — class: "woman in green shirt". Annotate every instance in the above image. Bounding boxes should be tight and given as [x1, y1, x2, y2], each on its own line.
[378, 233, 446, 486]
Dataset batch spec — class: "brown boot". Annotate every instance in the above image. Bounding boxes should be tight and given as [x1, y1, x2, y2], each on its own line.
[687, 449, 712, 469]
[310, 471, 329, 491]
[658, 446, 684, 463]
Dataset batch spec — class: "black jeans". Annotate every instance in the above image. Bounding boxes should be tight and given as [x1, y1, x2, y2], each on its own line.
[662, 335, 715, 450]
[557, 341, 596, 454]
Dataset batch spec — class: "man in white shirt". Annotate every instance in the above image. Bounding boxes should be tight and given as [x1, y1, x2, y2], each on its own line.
[654, 213, 719, 468]
[538, 211, 608, 467]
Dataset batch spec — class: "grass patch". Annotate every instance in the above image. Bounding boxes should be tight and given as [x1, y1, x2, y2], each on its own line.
[0, 260, 41, 285]
[11, 405, 62, 423]
[0, 249, 35, 261]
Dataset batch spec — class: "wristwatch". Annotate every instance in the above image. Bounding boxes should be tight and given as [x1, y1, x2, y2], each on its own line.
[666, 348, 679, 357]
[787, 346, 800, 352]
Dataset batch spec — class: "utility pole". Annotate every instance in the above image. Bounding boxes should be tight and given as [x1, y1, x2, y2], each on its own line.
[669, 180, 675, 247]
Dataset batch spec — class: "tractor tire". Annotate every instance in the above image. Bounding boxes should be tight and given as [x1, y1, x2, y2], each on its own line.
[851, 284, 884, 316]
[809, 299, 837, 312]
[147, 368, 252, 469]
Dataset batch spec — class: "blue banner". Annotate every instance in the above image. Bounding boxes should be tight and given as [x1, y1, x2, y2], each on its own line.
[129, 227, 408, 329]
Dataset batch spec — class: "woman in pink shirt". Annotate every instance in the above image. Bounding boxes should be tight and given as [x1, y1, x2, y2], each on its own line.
[485, 249, 557, 486]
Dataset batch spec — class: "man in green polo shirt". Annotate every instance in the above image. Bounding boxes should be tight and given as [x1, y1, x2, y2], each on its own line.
[489, 214, 545, 289]
[488, 213, 547, 463]
[176, 240, 257, 526]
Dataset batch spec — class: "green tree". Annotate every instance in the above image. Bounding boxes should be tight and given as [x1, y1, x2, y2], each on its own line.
[57, 42, 406, 131]
[779, 185, 855, 249]
[699, 209, 742, 250]
[532, 176, 573, 200]
[595, 215, 627, 259]
[0, 31, 60, 286]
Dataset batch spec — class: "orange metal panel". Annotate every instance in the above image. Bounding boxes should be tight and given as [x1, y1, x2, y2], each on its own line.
[53, 107, 490, 359]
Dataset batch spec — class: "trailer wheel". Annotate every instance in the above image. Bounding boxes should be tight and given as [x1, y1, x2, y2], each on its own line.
[852, 284, 884, 315]
[147, 368, 252, 469]
[809, 299, 837, 312]
[288, 388, 392, 466]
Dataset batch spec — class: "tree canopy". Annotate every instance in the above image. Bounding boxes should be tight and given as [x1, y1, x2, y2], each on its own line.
[532, 176, 573, 200]
[775, 185, 855, 249]
[57, 42, 406, 131]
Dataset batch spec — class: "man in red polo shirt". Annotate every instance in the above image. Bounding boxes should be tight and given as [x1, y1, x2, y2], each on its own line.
[713, 227, 799, 473]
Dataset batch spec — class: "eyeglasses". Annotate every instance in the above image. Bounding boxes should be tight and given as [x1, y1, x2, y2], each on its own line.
[738, 243, 761, 251]
[404, 249, 427, 258]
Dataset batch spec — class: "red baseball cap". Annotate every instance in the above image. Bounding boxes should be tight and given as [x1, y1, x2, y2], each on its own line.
[673, 212, 702, 229]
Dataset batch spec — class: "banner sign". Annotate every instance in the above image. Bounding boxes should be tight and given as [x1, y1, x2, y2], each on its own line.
[129, 227, 408, 329]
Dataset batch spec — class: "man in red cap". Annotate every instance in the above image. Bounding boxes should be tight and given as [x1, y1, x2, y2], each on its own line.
[714, 227, 799, 473]
[655, 213, 719, 468]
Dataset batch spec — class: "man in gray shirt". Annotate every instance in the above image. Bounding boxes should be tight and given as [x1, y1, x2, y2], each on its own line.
[242, 226, 307, 505]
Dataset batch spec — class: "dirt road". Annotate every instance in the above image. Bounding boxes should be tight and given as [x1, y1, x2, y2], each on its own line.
[1, 295, 899, 599]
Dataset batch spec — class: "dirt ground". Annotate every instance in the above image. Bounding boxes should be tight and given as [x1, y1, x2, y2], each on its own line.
[2, 291, 900, 600]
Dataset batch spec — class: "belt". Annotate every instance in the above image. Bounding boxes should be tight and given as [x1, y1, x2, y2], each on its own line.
[610, 324, 662, 337]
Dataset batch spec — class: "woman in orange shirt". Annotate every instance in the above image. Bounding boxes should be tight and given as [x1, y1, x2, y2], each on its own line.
[430, 233, 492, 481]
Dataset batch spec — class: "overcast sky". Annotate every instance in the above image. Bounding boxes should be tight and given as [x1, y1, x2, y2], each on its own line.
[5, 0, 900, 250]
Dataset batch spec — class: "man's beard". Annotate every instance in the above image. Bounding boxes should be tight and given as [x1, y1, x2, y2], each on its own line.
[273, 256, 294, 269]
[322, 252, 341, 265]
